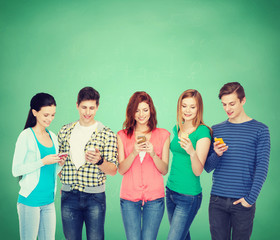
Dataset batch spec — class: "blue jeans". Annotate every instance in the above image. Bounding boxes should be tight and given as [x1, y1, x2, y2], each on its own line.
[61, 190, 106, 240]
[166, 187, 202, 240]
[120, 197, 164, 240]
[209, 195, 256, 240]
[17, 202, 56, 240]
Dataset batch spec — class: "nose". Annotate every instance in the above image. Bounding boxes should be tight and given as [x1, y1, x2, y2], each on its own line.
[225, 105, 230, 112]
[86, 108, 90, 115]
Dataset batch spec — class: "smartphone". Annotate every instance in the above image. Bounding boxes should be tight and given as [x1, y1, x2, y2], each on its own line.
[181, 131, 189, 140]
[214, 137, 224, 144]
[58, 153, 68, 159]
[137, 136, 146, 144]
[87, 148, 96, 152]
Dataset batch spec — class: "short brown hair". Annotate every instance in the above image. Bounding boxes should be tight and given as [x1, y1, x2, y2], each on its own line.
[77, 87, 100, 105]
[123, 91, 157, 137]
[219, 82, 245, 101]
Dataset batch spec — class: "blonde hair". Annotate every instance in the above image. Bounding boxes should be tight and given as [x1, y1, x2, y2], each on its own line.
[177, 89, 212, 134]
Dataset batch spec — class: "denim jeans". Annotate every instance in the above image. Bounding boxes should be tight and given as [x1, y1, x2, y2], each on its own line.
[61, 190, 106, 240]
[209, 195, 256, 240]
[17, 202, 56, 240]
[120, 197, 164, 240]
[166, 187, 202, 240]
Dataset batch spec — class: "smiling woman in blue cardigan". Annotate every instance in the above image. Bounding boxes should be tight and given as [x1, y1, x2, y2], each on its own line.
[12, 93, 66, 240]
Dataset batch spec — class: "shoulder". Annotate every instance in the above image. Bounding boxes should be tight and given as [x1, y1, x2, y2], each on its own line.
[117, 129, 126, 136]
[98, 124, 117, 140]
[17, 128, 32, 141]
[212, 120, 228, 130]
[250, 120, 270, 138]
[196, 125, 211, 138]
[59, 121, 77, 133]
[155, 128, 170, 136]
[172, 125, 178, 134]
[251, 119, 269, 130]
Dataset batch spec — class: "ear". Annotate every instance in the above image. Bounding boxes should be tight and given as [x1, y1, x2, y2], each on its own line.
[32, 109, 37, 117]
[241, 97, 246, 105]
[76, 103, 79, 109]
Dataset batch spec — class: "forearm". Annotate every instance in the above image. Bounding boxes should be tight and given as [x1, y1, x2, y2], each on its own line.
[190, 151, 204, 176]
[151, 154, 168, 175]
[204, 152, 220, 173]
[98, 160, 117, 176]
[118, 152, 137, 175]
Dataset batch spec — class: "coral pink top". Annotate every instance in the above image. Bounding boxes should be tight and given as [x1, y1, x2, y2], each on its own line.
[118, 128, 170, 203]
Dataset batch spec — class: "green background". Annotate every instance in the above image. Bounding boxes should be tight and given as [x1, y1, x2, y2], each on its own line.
[1, 0, 279, 239]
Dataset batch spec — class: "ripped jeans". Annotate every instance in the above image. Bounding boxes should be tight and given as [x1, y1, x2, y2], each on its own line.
[61, 190, 106, 240]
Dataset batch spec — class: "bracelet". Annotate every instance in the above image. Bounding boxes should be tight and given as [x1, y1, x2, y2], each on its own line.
[96, 157, 104, 165]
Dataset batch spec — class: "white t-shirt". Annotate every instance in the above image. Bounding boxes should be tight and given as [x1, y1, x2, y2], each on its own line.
[69, 121, 97, 169]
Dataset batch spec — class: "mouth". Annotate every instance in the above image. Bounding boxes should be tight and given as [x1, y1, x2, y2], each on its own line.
[84, 115, 92, 119]
[138, 117, 146, 121]
[184, 114, 192, 117]
[227, 112, 233, 116]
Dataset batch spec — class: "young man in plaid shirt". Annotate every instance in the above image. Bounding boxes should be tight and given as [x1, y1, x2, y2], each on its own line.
[58, 87, 118, 240]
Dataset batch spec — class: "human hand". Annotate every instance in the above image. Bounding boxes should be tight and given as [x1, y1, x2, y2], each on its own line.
[145, 141, 156, 157]
[58, 153, 67, 166]
[42, 154, 60, 165]
[132, 141, 147, 156]
[213, 141, 228, 157]
[179, 137, 195, 156]
[85, 148, 102, 164]
[233, 198, 252, 208]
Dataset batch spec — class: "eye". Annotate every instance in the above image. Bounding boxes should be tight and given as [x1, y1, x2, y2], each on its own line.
[44, 114, 49, 117]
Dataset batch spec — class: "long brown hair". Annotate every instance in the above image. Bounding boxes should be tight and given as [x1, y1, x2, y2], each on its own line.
[177, 89, 212, 134]
[123, 91, 157, 137]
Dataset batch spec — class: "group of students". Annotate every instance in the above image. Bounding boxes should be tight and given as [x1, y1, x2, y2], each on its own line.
[12, 82, 270, 240]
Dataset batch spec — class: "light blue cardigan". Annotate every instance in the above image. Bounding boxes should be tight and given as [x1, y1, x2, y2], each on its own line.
[12, 128, 61, 198]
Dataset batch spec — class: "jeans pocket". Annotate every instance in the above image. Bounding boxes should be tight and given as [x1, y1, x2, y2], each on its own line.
[210, 195, 219, 203]
[90, 192, 106, 205]
[61, 191, 71, 202]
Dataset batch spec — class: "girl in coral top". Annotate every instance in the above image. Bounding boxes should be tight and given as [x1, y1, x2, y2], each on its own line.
[117, 91, 170, 240]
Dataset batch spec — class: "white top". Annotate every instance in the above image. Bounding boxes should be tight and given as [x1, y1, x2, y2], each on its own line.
[69, 121, 97, 169]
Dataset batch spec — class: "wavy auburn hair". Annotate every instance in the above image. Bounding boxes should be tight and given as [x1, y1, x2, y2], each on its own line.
[177, 89, 212, 134]
[123, 91, 157, 137]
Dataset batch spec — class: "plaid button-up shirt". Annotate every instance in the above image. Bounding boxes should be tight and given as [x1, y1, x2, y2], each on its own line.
[58, 121, 118, 192]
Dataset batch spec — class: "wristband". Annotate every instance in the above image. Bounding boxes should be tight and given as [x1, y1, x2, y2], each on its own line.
[96, 157, 104, 165]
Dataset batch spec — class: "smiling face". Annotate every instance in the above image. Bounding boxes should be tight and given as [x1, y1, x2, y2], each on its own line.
[134, 101, 150, 126]
[77, 100, 98, 126]
[32, 105, 56, 128]
[221, 92, 246, 122]
[181, 97, 198, 123]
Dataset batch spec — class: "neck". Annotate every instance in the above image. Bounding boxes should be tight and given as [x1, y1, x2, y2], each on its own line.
[181, 121, 194, 131]
[32, 124, 46, 135]
[229, 112, 252, 124]
[135, 124, 150, 134]
[79, 119, 96, 127]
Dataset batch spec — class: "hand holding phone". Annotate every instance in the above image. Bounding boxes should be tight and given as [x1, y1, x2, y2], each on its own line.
[58, 152, 68, 159]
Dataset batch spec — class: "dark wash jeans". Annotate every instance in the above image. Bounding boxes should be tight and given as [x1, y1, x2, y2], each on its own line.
[61, 190, 106, 240]
[209, 195, 256, 240]
[166, 187, 202, 240]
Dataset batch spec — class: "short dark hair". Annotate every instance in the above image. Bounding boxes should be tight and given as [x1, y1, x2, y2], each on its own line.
[77, 87, 100, 105]
[219, 82, 245, 101]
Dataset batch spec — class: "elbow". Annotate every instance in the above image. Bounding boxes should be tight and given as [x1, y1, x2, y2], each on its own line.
[109, 167, 118, 176]
[161, 168, 168, 176]
[194, 169, 203, 177]
[117, 167, 126, 176]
